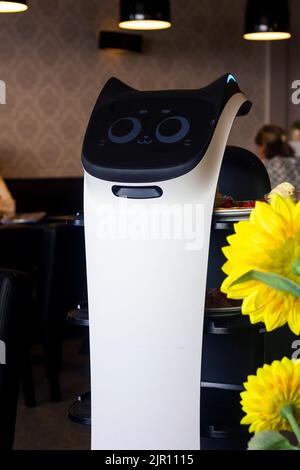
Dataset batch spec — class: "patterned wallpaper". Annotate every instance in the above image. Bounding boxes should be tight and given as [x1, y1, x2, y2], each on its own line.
[287, 0, 300, 127]
[0, 0, 267, 178]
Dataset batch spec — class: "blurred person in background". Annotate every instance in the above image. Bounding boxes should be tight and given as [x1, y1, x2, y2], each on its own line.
[255, 124, 300, 189]
[0, 178, 15, 219]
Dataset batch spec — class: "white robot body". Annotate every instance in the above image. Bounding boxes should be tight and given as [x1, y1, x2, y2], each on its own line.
[83, 76, 249, 449]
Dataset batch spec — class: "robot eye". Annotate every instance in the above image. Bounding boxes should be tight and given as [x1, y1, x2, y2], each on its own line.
[156, 116, 190, 144]
[108, 117, 142, 144]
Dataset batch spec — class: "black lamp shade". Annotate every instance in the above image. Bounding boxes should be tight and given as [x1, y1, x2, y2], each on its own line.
[244, 0, 291, 40]
[119, 0, 171, 30]
[0, 1, 28, 12]
[99, 31, 143, 53]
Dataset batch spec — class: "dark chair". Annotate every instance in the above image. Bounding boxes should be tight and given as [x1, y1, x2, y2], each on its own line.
[0, 223, 87, 403]
[0, 226, 41, 408]
[38, 224, 87, 401]
[0, 269, 33, 450]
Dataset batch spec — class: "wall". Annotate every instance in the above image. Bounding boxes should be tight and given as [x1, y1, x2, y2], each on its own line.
[0, 0, 267, 178]
[268, 0, 300, 131]
[287, 0, 300, 128]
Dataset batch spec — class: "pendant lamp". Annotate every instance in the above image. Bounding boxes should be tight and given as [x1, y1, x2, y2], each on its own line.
[119, 0, 171, 31]
[0, 1, 28, 13]
[244, 0, 291, 41]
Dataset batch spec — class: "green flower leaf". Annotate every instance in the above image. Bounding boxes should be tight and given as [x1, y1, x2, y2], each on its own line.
[231, 270, 300, 298]
[281, 404, 300, 446]
[248, 431, 299, 451]
[292, 260, 300, 276]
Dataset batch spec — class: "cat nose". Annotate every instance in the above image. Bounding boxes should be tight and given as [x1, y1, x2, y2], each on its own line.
[144, 136, 149, 139]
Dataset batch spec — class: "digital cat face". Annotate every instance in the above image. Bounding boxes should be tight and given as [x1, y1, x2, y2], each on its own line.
[99, 107, 192, 148]
[91, 97, 217, 163]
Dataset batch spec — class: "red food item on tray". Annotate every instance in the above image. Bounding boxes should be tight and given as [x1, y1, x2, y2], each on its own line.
[236, 200, 257, 208]
[205, 288, 242, 309]
[214, 189, 263, 210]
[216, 198, 258, 210]
[219, 196, 235, 208]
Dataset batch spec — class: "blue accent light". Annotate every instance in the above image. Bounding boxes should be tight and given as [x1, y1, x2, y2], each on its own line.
[227, 74, 237, 84]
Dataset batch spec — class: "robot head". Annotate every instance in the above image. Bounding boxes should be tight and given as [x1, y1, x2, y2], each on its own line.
[82, 74, 251, 183]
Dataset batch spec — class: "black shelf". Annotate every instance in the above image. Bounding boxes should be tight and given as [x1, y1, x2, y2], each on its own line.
[66, 212, 85, 227]
[68, 392, 91, 427]
[200, 385, 249, 450]
[212, 214, 250, 231]
[201, 382, 244, 392]
[203, 424, 248, 440]
[67, 301, 89, 327]
[202, 310, 264, 385]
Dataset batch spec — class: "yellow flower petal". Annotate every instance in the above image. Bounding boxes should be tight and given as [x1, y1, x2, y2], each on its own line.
[270, 194, 294, 230]
[221, 194, 300, 335]
[287, 300, 300, 335]
[250, 201, 286, 241]
[240, 358, 300, 434]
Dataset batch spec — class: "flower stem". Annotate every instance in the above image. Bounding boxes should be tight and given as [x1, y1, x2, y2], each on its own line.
[281, 404, 300, 446]
[292, 260, 300, 276]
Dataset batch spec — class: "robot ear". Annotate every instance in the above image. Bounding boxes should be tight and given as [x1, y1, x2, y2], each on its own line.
[100, 77, 136, 102]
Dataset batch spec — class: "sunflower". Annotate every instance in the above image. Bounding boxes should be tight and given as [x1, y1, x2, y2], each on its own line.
[241, 357, 300, 435]
[221, 195, 300, 334]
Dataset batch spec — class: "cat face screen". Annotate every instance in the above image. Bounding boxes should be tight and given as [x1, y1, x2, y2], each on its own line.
[84, 96, 218, 171]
